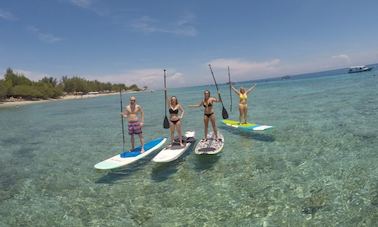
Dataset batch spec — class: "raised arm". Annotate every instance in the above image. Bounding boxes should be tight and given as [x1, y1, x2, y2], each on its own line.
[231, 85, 240, 95]
[246, 84, 256, 94]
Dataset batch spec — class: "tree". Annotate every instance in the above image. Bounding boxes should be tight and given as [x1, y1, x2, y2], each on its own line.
[40, 77, 58, 87]
[128, 84, 141, 91]
[0, 79, 12, 99]
[10, 85, 43, 100]
[4, 68, 32, 86]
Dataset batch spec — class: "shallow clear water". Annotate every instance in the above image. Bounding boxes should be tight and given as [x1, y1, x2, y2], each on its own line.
[1, 71, 377, 226]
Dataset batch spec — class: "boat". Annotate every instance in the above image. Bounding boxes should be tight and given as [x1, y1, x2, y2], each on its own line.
[348, 65, 373, 73]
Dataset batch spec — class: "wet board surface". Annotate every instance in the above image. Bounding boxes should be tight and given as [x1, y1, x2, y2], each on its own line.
[222, 119, 273, 131]
[194, 131, 224, 155]
[152, 131, 196, 163]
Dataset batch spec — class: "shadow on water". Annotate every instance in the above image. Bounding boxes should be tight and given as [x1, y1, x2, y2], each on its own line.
[219, 125, 275, 142]
[193, 154, 221, 173]
[95, 156, 153, 184]
[150, 143, 195, 182]
[150, 161, 180, 182]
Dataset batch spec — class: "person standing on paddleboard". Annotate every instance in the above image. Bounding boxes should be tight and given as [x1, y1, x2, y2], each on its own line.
[189, 90, 221, 142]
[231, 84, 256, 124]
[168, 96, 185, 147]
[121, 96, 145, 153]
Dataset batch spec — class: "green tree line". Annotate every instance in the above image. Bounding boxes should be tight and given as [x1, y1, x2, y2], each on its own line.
[0, 68, 142, 100]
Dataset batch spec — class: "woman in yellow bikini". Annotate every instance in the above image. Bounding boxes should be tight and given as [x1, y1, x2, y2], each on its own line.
[231, 84, 256, 124]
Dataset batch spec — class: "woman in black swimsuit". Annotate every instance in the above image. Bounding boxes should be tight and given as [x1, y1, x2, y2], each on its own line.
[189, 90, 220, 141]
[168, 96, 184, 147]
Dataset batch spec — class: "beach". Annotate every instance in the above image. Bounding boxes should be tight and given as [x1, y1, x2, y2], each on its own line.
[0, 92, 119, 108]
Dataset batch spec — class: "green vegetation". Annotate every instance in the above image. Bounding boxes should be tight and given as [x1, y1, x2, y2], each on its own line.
[0, 68, 143, 101]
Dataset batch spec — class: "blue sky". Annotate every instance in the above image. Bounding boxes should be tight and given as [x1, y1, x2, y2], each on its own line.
[1, 0, 378, 88]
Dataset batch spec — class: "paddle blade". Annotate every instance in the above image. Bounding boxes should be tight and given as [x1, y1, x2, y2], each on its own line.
[163, 116, 170, 129]
[222, 107, 229, 119]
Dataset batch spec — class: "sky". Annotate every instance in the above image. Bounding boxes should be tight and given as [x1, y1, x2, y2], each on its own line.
[1, 0, 378, 89]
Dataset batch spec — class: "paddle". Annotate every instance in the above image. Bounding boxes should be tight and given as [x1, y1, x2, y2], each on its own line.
[119, 89, 126, 152]
[208, 64, 229, 119]
[228, 66, 232, 113]
[163, 69, 170, 129]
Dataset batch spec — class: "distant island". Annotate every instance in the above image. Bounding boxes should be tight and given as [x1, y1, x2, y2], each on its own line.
[0, 68, 144, 104]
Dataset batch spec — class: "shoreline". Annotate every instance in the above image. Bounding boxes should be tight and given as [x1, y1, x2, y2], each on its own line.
[0, 92, 119, 108]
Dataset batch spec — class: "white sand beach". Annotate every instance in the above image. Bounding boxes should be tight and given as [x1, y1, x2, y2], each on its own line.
[0, 92, 118, 108]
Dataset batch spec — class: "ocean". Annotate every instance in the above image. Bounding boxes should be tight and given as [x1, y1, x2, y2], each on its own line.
[0, 68, 377, 226]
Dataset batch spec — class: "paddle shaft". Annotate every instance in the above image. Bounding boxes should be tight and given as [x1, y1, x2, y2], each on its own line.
[163, 70, 170, 128]
[164, 70, 167, 116]
[208, 64, 229, 119]
[119, 89, 125, 152]
[228, 66, 232, 112]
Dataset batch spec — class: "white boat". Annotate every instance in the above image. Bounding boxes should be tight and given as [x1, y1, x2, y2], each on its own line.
[348, 65, 373, 73]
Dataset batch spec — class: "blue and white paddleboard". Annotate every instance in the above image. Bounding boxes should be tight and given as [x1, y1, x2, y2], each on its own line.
[94, 137, 167, 170]
[222, 119, 273, 131]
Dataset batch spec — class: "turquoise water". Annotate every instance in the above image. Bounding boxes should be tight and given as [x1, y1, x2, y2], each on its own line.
[1, 70, 377, 226]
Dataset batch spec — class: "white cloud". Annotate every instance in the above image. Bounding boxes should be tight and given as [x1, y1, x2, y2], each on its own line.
[207, 58, 282, 81]
[332, 54, 351, 64]
[131, 13, 197, 37]
[70, 0, 92, 8]
[28, 26, 63, 43]
[0, 8, 17, 21]
[13, 69, 53, 81]
[69, 0, 108, 16]
[86, 68, 186, 89]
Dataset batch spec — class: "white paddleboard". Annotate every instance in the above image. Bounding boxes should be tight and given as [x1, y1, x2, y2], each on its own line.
[194, 131, 224, 155]
[94, 137, 167, 170]
[152, 131, 196, 163]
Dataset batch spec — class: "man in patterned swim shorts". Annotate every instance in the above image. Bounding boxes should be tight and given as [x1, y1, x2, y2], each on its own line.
[121, 96, 145, 152]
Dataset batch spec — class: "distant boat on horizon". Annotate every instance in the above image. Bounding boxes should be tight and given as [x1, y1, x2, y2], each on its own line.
[348, 65, 373, 73]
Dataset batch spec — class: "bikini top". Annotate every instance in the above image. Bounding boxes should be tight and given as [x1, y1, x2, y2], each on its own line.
[203, 101, 213, 108]
[169, 107, 179, 114]
[239, 93, 248, 101]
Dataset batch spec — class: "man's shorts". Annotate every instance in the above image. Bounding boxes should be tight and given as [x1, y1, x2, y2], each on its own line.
[128, 121, 142, 135]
